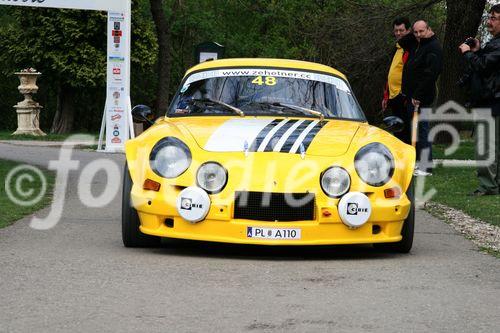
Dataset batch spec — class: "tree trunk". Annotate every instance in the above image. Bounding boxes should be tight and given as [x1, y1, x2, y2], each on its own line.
[437, 0, 486, 107]
[50, 85, 75, 134]
[433, 0, 486, 143]
[149, 0, 175, 116]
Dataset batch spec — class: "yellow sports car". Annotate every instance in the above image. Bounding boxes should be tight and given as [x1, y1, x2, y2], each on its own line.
[123, 58, 416, 252]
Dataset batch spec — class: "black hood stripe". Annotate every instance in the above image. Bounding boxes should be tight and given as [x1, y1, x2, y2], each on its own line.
[299, 121, 327, 152]
[263, 120, 299, 152]
[248, 119, 281, 152]
[279, 120, 314, 153]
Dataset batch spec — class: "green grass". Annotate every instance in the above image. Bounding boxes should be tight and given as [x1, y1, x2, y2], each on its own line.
[433, 140, 475, 160]
[480, 247, 500, 258]
[84, 145, 99, 151]
[424, 166, 500, 226]
[0, 159, 55, 228]
[0, 131, 97, 141]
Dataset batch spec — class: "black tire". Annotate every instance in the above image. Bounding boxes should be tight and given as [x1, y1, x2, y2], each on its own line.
[374, 180, 415, 253]
[122, 163, 160, 248]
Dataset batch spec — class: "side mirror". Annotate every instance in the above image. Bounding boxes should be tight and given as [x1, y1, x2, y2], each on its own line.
[382, 116, 404, 133]
[132, 105, 154, 125]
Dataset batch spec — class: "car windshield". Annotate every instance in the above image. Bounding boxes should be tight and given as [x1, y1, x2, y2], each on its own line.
[168, 68, 366, 121]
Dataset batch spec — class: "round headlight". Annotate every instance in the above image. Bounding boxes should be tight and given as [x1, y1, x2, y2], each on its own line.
[354, 143, 394, 187]
[197, 162, 227, 194]
[320, 167, 351, 198]
[150, 137, 191, 178]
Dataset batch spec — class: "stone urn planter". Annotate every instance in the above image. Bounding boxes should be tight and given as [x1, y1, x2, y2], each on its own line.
[13, 68, 46, 136]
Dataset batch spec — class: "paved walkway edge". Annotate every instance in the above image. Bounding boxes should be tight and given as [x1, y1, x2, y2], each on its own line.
[425, 202, 500, 255]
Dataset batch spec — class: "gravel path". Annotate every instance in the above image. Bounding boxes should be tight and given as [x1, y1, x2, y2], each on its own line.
[426, 202, 500, 253]
[0, 143, 499, 333]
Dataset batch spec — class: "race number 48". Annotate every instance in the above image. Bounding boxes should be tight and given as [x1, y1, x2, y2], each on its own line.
[252, 76, 277, 86]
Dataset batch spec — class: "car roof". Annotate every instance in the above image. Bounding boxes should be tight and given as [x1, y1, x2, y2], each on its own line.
[184, 58, 347, 80]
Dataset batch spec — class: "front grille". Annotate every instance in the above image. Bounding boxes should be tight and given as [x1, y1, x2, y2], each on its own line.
[234, 191, 315, 221]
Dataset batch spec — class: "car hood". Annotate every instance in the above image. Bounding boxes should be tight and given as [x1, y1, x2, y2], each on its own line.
[173, 117, 361, 157]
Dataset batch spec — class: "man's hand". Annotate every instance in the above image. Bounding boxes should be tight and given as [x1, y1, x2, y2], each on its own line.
[382, 99, 388, 111]
[459, 43, 471, 54]
[412, 98, 421, 109]
[459, 38, 480, 54]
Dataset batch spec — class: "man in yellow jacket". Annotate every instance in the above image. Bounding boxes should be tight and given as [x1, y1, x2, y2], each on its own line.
[382, 17, 411, 144]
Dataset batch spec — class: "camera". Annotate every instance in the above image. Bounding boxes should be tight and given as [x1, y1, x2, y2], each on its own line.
[464, 38, 477, 48]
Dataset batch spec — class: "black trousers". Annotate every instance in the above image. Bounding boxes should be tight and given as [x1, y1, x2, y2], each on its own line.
[387, 94, 411, 145]
[474, 99, 500, 193]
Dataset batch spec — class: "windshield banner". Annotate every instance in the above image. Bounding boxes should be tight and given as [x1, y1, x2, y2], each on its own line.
[183, 68, 350, 92]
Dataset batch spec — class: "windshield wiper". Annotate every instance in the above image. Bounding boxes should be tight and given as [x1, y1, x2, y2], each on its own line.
[249, 101, 324, 121]
[189, 98, 245, 117]
[274, 102, 324, 121]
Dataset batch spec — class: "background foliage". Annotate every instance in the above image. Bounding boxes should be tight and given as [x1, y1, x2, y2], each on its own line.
[0, 0, 486, 133]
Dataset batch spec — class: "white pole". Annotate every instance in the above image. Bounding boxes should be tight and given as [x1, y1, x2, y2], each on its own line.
[97, 100, 107, 151]
[125, 0, 135, 140]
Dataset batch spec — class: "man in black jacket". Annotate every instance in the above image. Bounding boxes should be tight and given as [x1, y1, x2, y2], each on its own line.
[399, 20, 443, 176]
[459, 4, 500, 196]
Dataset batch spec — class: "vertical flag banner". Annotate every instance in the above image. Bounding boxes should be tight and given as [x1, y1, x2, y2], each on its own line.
[105, 11, 131, 151]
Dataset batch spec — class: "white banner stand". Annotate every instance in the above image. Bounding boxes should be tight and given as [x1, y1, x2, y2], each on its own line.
[0, 0, 134, 153]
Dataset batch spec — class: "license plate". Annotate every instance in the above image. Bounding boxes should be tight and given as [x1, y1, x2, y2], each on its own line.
[246, 227, 301, 240]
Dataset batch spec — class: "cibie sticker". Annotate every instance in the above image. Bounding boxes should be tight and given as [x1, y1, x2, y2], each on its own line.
[338, 192, 372, 228]
[176, 187, 211, 223]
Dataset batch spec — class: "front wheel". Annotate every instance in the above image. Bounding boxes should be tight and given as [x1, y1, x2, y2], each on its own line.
[374, 180, 414, 253]
[122, 163, 160, 248]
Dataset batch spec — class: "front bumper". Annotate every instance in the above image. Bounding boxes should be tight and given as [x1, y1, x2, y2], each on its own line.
[131, 186, 411, 246]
